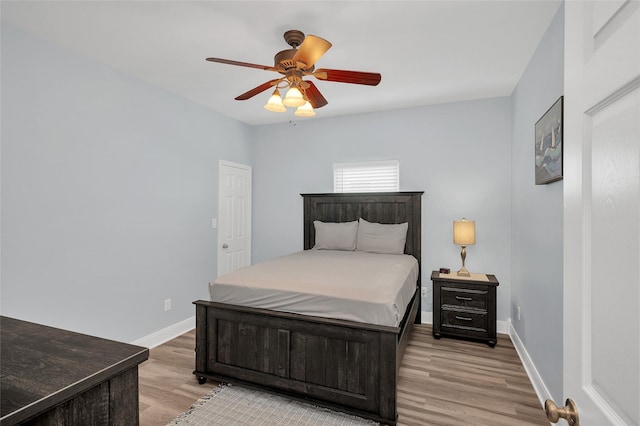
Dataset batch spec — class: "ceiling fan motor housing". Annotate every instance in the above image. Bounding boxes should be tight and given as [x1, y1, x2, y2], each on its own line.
[274, 30, 314, 72]
[274, 49, 313, 73]
[274, 49, 297, 71]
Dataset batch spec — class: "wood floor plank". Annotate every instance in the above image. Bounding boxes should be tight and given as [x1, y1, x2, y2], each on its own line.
[138, 325, 548, 425]
[138, 330, 217, 425]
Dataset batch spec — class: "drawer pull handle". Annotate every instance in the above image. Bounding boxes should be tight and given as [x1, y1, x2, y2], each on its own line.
[455, 315, 473, 321]
[455, 296, 473, 301]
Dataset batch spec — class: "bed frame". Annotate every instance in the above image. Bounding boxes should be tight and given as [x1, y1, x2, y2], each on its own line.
[193, 192, 423, 425]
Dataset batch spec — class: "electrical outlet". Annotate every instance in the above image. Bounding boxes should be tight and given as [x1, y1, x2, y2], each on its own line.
[517, 305, 521, 321]
[164, 298, 172, 312]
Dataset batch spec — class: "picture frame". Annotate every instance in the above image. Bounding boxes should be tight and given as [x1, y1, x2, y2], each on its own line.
[535, 96, 563, 185]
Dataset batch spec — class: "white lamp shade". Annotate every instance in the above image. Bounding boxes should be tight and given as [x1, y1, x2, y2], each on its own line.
[282, 86, 305, 107]
[294, 101, 315, 117]
[453, 219, 475, 245]
[264, 89, 286, 112]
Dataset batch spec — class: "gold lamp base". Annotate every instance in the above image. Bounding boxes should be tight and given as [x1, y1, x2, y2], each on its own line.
[457, 245, 470, 276]
[457, 267, 470, 277]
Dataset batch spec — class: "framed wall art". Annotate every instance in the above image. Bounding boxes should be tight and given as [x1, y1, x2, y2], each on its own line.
[535, 96, 563, 185]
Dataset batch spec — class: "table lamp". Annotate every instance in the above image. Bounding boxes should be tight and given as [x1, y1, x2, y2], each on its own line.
[453, 218, 475, 276]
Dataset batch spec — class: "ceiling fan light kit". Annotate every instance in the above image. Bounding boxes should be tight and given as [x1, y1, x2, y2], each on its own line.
[294, 101, 316, 117]
[206, 29, 381, 117]
[263, 88, 286, 112]
[282, 85, 305, 107]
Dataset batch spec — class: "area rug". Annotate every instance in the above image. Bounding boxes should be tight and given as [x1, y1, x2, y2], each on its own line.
[168, 383, 379, 425]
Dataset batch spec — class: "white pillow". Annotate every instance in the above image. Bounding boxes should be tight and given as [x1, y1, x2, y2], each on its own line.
[313, 220, 358, 251]
[356, 218, 408, 255]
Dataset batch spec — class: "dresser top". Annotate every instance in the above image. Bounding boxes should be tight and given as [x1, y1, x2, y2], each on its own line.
[1, 316, 148, 425]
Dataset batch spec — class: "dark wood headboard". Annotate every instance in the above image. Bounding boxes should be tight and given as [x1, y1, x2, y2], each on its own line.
[301, 192, 423, 259]
[301, 192, 424, 324]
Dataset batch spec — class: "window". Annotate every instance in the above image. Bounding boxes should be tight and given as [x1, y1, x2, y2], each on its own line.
[333, 160, 400, 193]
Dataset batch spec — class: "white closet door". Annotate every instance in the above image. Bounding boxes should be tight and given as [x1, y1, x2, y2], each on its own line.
[218, 161, 251, 277]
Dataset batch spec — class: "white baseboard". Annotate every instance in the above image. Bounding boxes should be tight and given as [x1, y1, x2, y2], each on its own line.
[497, 319, 509, 335]
[508, 319, 552, 407]
[131, 316, 195, 349]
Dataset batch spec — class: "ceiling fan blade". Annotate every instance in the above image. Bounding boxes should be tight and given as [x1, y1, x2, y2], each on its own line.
[206, 57, 274, 71]
[292, 35, 332, 68]
[303, 81, 328, 109]
[235, 79, 280, 101]
[314, 68, 381, 86]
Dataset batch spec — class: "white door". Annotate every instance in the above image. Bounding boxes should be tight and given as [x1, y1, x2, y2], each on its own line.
[218, 160, 251, 277]
[562, 1, 639, 425]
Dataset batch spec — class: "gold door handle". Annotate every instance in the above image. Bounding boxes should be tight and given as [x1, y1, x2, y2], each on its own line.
[545, 398, 579, 426]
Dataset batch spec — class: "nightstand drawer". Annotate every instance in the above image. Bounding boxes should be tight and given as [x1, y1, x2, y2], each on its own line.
[441, 309, 487, 332]
[441, 287, 487, 310]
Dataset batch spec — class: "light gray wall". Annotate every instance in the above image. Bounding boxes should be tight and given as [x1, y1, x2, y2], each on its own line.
[1, 24, 253, 342]
[251, 98, 512, 320]
[510, 4, 564, 402]
[2, 11, 564, 390]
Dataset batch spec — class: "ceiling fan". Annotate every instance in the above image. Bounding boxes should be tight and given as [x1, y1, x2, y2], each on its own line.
[206, 30, 381, 116]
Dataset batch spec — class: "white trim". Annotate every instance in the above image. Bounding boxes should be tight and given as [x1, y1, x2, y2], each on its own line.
[508, 319, 552, 407]
[584, 384, 628, 425]
[421, 310, 432, 324]
[131, 316, 195, 349]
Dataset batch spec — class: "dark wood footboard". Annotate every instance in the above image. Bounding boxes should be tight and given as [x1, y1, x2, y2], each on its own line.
[194, 289, 419, 425]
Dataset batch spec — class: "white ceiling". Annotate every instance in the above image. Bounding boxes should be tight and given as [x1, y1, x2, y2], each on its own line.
[1, 1, 562, 126]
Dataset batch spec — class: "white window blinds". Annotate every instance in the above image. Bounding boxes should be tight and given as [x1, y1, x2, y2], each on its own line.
[333, 160, 400, 193]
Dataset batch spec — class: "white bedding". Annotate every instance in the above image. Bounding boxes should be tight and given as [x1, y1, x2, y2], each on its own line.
[209, 250, 419, 327]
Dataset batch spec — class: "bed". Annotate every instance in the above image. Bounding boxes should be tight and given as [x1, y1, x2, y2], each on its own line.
[193, 192, 423, 425]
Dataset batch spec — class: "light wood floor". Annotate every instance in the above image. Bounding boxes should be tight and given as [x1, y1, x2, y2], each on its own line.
[138, 331, 217, 425]
[138, 324, 548, 425]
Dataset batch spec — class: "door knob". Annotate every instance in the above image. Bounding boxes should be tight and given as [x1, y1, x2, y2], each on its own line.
[545, 398, 579, 426]
[222, 244, 229, 249]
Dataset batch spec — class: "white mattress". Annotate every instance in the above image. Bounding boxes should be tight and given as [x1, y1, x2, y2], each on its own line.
[209, 250, 419, 327]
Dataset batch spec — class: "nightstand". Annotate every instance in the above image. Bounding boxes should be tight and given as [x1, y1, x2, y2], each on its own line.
[431, 271, 499, 347]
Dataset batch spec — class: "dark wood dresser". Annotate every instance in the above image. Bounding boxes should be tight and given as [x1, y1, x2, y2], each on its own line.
[431, 271, 500, 347]
[1, 316, 149, 425]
